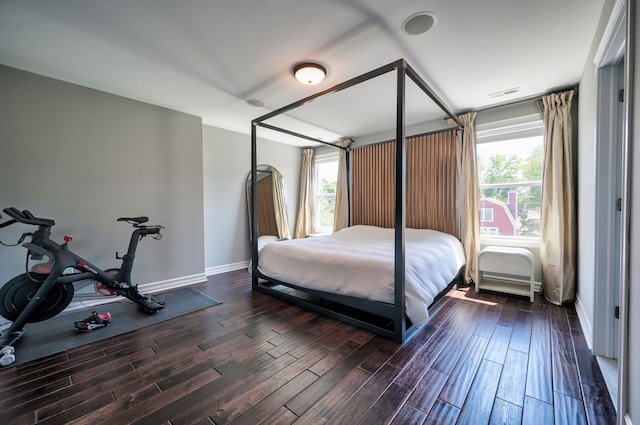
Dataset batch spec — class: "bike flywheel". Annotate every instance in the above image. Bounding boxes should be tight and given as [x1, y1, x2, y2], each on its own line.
[0, 273, 74, 323]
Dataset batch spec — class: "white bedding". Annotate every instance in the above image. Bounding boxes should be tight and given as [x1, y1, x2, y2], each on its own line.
[257, 225, 466, 325]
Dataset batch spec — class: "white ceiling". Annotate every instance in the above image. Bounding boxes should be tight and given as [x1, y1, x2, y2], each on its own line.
[0, 0, 605, 145]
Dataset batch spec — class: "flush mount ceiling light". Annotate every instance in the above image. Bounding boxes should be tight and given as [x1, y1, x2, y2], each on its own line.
[293, 62, 326, 85]
[402, 11, 438, 35]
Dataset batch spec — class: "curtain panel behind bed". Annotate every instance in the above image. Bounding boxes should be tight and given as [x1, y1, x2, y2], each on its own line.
[351, 129, 458, 235]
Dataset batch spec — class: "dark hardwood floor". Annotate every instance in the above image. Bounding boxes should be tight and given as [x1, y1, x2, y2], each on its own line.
[0, 270, 616, 424]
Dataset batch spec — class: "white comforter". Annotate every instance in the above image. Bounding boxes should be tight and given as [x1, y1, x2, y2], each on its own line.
[258, 225, 466, 325]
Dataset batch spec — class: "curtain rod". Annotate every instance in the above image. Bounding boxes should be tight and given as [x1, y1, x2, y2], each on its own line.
[456, 84, 579, 116]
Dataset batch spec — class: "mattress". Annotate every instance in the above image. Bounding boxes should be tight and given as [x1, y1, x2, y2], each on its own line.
[257, 225, 466, 325]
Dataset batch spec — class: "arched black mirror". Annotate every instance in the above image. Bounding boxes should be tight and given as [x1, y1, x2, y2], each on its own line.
[246, 164, 290, 244]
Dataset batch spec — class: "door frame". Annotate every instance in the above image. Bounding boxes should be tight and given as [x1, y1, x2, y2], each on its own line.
[593, 1, 631, 423]
[593, 61, 623, 359]
[593, 0, 626, 359]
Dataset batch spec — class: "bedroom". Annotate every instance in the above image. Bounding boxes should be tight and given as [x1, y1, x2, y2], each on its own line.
[0, 0, 638, 424]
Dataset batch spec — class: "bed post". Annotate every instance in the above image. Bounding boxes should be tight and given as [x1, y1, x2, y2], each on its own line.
[251, 122, 259, 287]
[394, 60, 407, 342]
[346, 148, 351, 227]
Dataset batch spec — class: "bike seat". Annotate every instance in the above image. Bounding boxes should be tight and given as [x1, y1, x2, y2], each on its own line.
[117, 216, 148, 224]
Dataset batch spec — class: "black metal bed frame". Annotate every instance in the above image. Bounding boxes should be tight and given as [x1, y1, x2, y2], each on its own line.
[250, 58, 462, 343]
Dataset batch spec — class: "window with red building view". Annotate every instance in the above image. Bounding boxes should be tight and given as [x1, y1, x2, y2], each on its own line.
[476, 134, 543, 238]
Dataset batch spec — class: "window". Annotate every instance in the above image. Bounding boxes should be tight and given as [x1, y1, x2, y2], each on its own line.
[313, 154, 339, 234]
[480, 208, 494, 222]
[476, 116, 543, 239]
[483, 227, 500, 236]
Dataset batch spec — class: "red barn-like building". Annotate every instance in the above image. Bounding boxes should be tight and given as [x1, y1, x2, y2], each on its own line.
[479, 191, 520, 236]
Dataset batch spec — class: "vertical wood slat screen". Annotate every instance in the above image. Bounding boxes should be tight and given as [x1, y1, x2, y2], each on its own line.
[351, 129, 458, 235]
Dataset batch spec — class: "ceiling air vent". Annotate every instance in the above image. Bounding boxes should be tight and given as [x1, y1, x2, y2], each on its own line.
[488, 87, 520, 98]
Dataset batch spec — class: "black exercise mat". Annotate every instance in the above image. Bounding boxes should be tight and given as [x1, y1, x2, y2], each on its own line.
[3, 287, 221, 367]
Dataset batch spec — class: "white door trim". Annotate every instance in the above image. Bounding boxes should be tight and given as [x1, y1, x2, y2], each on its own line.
[593, 1, 628, 423]
[593, 62, 623, 359]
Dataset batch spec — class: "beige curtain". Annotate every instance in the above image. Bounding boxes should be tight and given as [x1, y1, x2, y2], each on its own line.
[271, 169, 291, 240]
[540, 90, 575, 305]
[456, 112, 480, 284]
[294, 148, 314, 238]
[333, 139, 352, 232]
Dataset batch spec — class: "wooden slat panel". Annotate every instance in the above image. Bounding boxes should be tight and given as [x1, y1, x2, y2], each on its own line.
[351, 129, 457, 234]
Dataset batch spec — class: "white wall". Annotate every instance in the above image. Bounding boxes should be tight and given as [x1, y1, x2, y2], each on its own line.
[576, 31, 601, 344]
[202, 125, 301, 271]
[0, 65, 205, 286]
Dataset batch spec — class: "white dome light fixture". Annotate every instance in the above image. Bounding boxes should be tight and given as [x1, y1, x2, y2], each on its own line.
[293, 62, 326, 85]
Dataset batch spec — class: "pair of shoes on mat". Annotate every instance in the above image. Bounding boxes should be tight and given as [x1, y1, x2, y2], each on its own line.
[74, 311, 112, 332]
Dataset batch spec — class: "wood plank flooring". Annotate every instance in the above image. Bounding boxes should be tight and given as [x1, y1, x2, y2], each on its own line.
[0, 270, 616, 424]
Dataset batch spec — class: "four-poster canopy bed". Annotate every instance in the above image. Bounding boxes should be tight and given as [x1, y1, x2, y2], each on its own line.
[250, 58, 465, 343]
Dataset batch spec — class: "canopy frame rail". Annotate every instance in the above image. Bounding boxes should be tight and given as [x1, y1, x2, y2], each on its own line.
[250, 58, 462, 343]
[255, 122, 348, 149]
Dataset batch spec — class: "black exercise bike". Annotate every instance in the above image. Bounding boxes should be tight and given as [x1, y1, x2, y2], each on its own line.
[0, 207, 167, 366]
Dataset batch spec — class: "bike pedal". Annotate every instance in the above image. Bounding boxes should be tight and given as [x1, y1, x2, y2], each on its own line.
[0, 352, 16, 367]
[0, 345, 15, 356]
[138, 304, 164, 314]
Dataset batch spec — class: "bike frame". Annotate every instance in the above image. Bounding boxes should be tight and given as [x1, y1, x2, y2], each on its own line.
[0, 210, 162, 347]
[26, 222, 160, 298]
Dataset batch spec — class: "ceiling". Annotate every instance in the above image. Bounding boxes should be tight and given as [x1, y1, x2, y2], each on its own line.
[0, 0, 605, 146]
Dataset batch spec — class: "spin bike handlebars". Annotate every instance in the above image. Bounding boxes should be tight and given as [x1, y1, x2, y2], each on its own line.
[1, 208, 161, 235]
[2, 207, 55, 228]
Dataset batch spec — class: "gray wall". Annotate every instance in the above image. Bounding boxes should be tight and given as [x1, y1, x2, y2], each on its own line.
[202, 125, 301, 270]
[0, 65, 205, 286]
